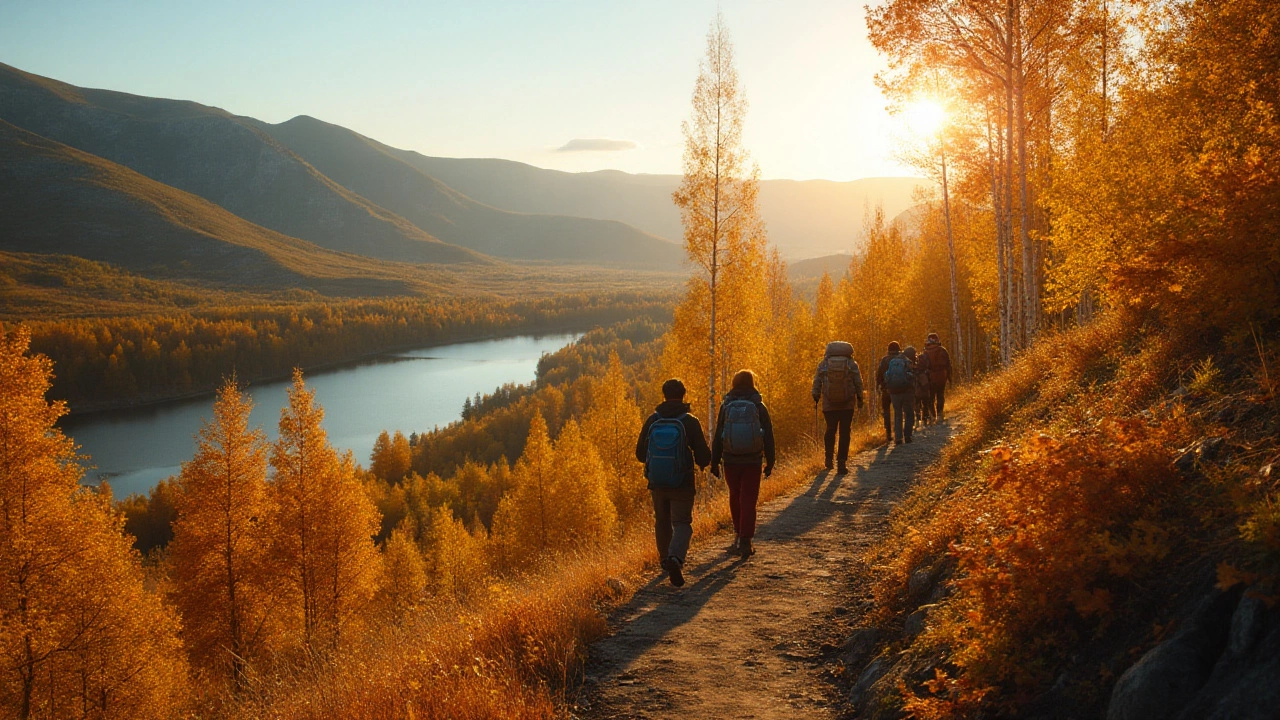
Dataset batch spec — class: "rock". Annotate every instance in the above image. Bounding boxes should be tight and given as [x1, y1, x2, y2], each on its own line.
[908, 567, 934, 598]
[1226, 592, 1266, 657]
[1199, 436, 1226, 462]
[905, 604, 936, 637]
[1107, 589, 1241, 720]
[839, 627, 880, 665]
[605, 577, 625, 595]
[849, 657, 890, 709]
[1173, 588, 1280, 720]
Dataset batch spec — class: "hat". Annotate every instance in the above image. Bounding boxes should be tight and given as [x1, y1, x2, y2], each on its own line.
[888, 341, 901, 353]
[926, 332, 941, 345]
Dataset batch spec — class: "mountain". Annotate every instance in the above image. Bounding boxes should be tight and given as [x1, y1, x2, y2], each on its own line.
[0, 119, 452, 295]
[0, 62, 482, 265]
[252, 116, 684, 270]
[384, 152, 930, 260]
[789, 254, 854, 280]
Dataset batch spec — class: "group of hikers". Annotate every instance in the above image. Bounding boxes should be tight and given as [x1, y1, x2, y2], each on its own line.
[634, 333, 952, 587]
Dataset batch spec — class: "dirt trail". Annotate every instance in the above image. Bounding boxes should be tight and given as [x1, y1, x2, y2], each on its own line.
[573, 421, 956, 720]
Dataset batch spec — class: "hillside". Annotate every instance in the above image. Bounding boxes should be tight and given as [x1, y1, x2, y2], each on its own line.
[384, 151, 929, 259]
[0, 120, 462, 295]
[0, 63, 483, 265]
[257, 116, 686, 270]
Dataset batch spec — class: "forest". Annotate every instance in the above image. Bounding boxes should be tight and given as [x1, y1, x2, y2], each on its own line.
[2, 0, 1278, 717]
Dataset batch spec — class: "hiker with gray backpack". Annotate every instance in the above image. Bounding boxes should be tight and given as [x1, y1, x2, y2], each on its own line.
[711, 370, 776, 559]
[636, 378, 712, 587]
[811, 341, 865, 475]
[876, 341, 916, 446]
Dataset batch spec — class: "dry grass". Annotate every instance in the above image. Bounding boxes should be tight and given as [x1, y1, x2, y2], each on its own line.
[212, 443, 843, 719]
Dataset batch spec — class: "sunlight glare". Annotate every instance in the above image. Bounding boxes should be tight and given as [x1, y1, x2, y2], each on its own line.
[905, 100, 946, 139]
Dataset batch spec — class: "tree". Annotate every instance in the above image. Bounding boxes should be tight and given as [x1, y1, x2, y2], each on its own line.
[377, 520, 426, 619]
[370, 429, 412, 483]
[0, 325, 186, 719]
[582, 352, 646, 521]
[168, 377, 278, 687]
[672, 12, 768, 433]
[270, 369, 381, 651]
[420, 506, 487, 600]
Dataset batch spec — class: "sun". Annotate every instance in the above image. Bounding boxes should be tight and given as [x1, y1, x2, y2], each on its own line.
[904, 99, 946, 138]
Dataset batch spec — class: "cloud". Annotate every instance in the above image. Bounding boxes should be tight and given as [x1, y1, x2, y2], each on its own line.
[554, 138, 637, 153]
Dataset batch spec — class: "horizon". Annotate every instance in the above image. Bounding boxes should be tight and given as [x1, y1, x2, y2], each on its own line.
[0, 0, 913, 183]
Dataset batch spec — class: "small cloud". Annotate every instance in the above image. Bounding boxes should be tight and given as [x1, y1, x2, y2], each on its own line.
[555, 138, 637, 153]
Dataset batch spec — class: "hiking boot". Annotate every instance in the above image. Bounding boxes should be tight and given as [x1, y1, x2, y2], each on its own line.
[824, 457, 834, 471]
[905, 435, 913, 444]
[667, 556, 685, 587]
[729, 536, 741, 552]
[836, 465, 849, 476]
[739, 539, 754, 558]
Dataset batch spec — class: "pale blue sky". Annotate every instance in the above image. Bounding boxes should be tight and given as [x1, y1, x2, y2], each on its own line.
[1, 0, 908, 181]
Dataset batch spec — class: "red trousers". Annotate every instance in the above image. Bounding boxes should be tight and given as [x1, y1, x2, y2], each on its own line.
[724, 464, 763, 540]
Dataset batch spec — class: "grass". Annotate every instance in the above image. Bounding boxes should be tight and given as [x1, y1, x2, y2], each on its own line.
[209, 434, 889, 719]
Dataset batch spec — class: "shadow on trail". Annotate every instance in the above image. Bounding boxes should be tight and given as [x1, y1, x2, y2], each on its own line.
[597, 436, 940, 674]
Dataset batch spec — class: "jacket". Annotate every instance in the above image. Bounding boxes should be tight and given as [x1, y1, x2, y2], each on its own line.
[923, 343, 952, 386]
[636, 400, 711, 490]
[711, 388, 777, 469]
[811, 353, 865, 412]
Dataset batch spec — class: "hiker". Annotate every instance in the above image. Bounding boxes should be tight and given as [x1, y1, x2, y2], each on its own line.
[636, 378, 711, 587]
[876, 341, 916, 445]
[711, 370, 776, 559]
[811, 341, 864, 474]
[905, 345, 934, 427]
[922, 332, 953, 421]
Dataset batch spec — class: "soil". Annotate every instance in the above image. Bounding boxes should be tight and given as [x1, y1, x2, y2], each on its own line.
[572, 419, 957, 719]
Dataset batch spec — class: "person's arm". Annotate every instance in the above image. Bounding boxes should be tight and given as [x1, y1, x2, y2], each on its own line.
[635, 414, 655, 464]
[875, 357, 887, 390]
[759, 403, 776, 475]
[687, 415, 712, 469]
[709, 404, 726, 473]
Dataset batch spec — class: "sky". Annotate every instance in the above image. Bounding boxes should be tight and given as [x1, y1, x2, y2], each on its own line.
[0, 0, 912, 182]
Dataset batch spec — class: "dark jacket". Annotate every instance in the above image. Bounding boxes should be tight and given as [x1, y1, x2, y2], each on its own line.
[636, 399, 711, 490]
[811, 352, 865, 412]
[876, 351, 912, 394]
[923, 343, 952, 386]
[711, 388, 777, 469]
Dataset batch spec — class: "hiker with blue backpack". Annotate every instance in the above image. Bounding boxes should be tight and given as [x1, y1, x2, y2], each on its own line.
[811, 341, 865, 475]
[710, 370, 776, 560]
[876, 341, 916, 446]
[635, 378, 712, 587]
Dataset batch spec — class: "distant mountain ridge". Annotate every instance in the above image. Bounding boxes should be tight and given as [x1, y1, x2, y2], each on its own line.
[390, 152, 929, 259]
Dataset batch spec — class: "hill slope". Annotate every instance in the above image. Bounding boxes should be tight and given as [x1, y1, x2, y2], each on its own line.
[0, 62, 483, 265]
[0, 119, 453, 295]
[257, 116, 686, 270]
[385, 152, 929, 259]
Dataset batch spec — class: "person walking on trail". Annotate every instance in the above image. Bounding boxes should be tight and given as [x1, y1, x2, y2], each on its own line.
[905, 345, 934, 427]
[711, 370, 776, 559]
[636, 378, 711, 587]
[876, 341, 916, 446]
[811, 341, 864, 475]
[922, 332, 953, 421]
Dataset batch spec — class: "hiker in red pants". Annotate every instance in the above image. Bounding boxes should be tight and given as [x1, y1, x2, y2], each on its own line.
[711, 370, 776, 559]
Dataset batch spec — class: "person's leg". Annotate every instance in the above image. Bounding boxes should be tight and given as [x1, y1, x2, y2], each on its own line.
[903, 392, 915, 440]
[881, 391, 892, 441]
[651, 490, 672, 559]
[667, 486, 695, 564]
[891, 393, 906, 443]
[735, 464, 763, 545]
[836, 409, 853, 469]
[822, 411, 838, 469]
[724, 466, 744, 538]
[934, 383, 946, 420]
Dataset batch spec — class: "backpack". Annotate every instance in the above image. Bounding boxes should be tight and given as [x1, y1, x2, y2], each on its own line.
[825, 355, 854, 403]
[885, 355, 913, 393]
[645, 415, 689, 488]
[721, 399, 765, 455]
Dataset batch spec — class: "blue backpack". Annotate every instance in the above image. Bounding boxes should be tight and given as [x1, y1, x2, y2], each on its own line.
[885, 355, 913, 392]
[721, 399, 764, 455]
[645, 415, 689, 488]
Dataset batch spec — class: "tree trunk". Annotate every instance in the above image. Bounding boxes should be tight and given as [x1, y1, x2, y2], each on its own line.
[940, 146, 966, 379]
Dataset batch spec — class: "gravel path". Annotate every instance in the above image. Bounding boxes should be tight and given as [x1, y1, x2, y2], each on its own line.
[573, 420, 957, 719]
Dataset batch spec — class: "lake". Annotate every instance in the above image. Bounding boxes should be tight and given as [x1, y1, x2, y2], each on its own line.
[61, 332, 580, 499]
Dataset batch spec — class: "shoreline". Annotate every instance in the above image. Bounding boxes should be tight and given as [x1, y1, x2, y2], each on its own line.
[59, 323, 588, 421]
